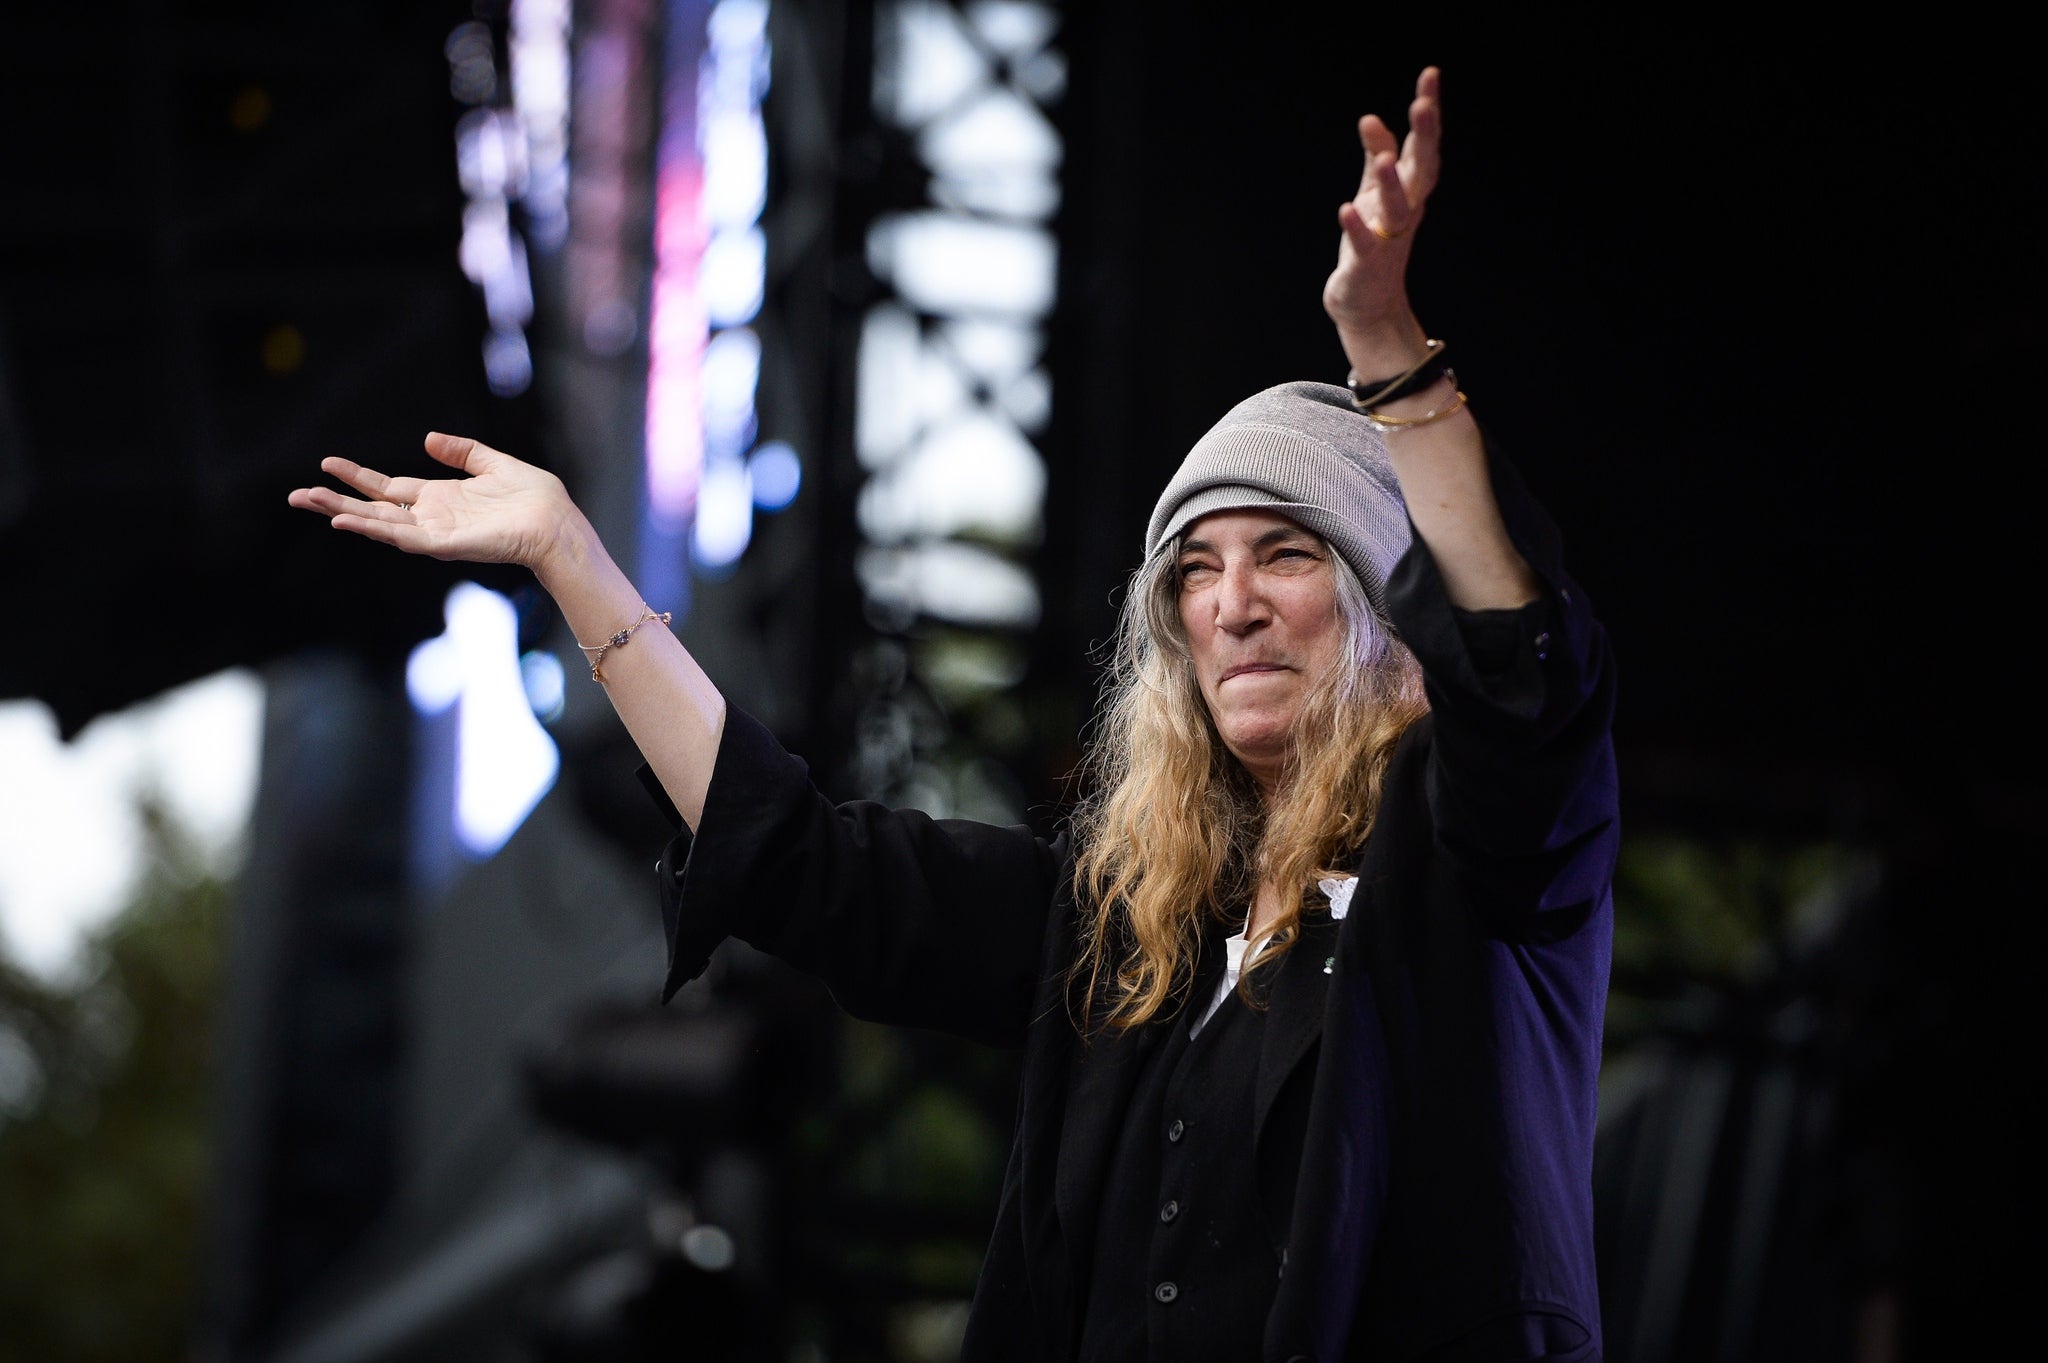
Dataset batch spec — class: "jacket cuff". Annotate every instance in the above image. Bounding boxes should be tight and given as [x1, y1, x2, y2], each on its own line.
[1385, 439, 1598, 731]
[641, 707, 815, 1003]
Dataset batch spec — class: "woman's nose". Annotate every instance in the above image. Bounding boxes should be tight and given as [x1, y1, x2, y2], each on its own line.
[1213, 562, 1269, 633]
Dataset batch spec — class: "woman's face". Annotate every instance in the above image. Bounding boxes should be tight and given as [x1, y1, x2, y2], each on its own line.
[1174, 509, 1345, 793]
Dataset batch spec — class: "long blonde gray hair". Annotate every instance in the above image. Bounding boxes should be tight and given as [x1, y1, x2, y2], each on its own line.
[1069, 533, 1428, 1031]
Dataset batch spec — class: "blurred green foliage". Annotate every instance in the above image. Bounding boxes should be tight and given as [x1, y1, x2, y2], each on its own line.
[0, 802, 228, 1363]
[778, 1017, 1018, 1362]
[1606, 832, 1871, 1053]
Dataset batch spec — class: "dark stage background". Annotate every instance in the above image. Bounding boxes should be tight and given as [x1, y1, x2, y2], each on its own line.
[1, 4, 2040, 1362]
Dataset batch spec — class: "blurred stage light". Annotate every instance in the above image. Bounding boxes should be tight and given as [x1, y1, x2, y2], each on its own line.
[858, 541, 1041, 629]
[680, 1224, 738, 1272]
[407, 583, 559, 860]
[921, 85, 1062, 218]
[406, 628, 464, 713]
[448, 4, 566, 400]
[583, 298, 638, 356]
[261, 324, 306, 375]
[702, 328, 760, 462]
[701, 225, 766, 327]
[456, 108, 529, 201]
[748, 442, 800, 510]
[511, 0, 573, 249]
[692, 454, 754, 569]
[845, 0, 1061, 810]
[641, 0, 795, 610]
[875, 0, 984, 124]
[645, 0, 715, 531]
[868, 212, 1057, 316]
[521, 649, 568, 723]
[856, 304, 921, 468]
[857, 410, 1045, 543]
[446, 22, 499, 104]
[961, 0, 1058, 59]
[229, 85, 273, 133]
[1013, 48, 1066, 102]
[484, 329, 535, 397]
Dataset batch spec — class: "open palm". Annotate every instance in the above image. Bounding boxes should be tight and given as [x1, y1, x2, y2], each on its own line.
[286, 432, 573, 570]
[1323, 66, 1442, 335]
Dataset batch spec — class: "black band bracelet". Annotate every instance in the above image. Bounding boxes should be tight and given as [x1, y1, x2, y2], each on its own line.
[1346, 341, 1452, 411]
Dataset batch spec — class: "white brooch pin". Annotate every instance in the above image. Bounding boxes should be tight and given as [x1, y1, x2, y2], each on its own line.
[1317, 875, 1357, 921]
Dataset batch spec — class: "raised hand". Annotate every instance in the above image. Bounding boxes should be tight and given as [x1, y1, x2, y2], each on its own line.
[1323, 66, 1442, 343]
[286, 431, 577, 572]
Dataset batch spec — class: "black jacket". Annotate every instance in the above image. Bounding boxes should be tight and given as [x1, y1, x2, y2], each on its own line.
[650, 450, 1618, 1361]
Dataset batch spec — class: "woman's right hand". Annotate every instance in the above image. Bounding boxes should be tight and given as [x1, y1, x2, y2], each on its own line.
[286, 431, 580, 573]
[294, 429, 729, 831]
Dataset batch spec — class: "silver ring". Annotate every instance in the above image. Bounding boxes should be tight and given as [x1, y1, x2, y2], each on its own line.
[395, 502, 411, 511]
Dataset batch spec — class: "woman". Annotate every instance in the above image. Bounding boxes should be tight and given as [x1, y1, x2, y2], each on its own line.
[291, 68, 1617, 1363]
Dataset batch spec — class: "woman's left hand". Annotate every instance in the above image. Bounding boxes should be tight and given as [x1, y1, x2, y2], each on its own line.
[1323, 66, 1442, 346]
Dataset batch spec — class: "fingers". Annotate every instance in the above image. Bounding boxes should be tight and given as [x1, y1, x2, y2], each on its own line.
[1346, 67, 1442, 238]
[328, 512, 436, 556]
[1345, 150, 1416, 241]
[1350, 68, 1443, 201]
[1351, 116, 1394, 204]
[285, 485, 436, 555]
[425, 430, 496, 473]
[287, 484, 361, 516]
[315, 455, 413, 506]
[288, 484, 416, 524]
[1336, 200, 1381, 256]
[286, 433, 503, 559]
[1401, 66, 1443, 198]
[1357, 112, 1399, 165]
[301, 453, 435, 515]
[1370, 150, 1412, 216]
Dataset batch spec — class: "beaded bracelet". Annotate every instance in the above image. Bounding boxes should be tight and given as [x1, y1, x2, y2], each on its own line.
[576, 604, 673, 682]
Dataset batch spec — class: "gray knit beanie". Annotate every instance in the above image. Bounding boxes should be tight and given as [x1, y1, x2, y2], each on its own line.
[1145, 380, 1412, 616]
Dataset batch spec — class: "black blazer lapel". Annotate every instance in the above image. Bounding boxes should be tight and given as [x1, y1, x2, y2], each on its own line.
[1253, 915, 1340, 1252]
[1254, 914, 1338, 1151]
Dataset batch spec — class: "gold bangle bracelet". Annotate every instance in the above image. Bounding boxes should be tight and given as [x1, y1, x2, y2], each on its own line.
[1360, 388, 1469, 433]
